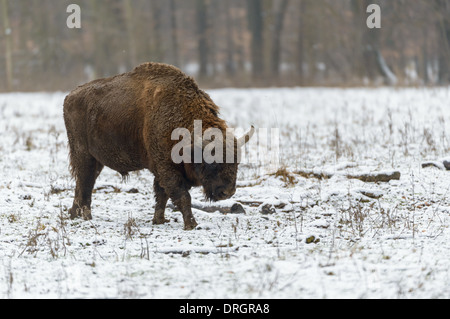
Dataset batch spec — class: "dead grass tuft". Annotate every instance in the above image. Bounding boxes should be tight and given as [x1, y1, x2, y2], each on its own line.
[270, 167, 297, 187]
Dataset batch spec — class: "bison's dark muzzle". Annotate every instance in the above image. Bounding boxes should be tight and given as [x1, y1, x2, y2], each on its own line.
[211, 186, 236, 201]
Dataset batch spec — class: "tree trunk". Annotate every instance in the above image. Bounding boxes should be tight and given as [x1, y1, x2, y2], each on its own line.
[271, 0, 289, 79]
[123, 0, 138, 69]
[296, 0, 305, 85]
[351, 0, 396, 84]
[246, 0, 265, 80]
[169, 0, 180, 67]
[196, 0, 209, 79]
[91, 0, 108, 78]
[2, 0, 13, 91]
[435, 0, 450, 84]
[151, 0, 163, 62]
[224, 0, 236, 77]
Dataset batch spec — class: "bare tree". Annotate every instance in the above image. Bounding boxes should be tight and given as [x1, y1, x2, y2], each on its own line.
[246, 0, 265, 80]
[434, 0, 450, 84]
[169, 0, 180, 67]
[1, 0, 13, 90]
[271, 0, 290, 79]
[196, 0, 209, 79]
[150, 0, 163, 62]
[351, 0, 397, 84]
[296, 0, 305, 84]
[123, 0, 138, 69]
[223, 0, 236, 77]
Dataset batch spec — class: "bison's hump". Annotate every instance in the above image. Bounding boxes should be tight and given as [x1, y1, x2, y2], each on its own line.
[132, 62, 184, 77]
[132, 62, 196, 85]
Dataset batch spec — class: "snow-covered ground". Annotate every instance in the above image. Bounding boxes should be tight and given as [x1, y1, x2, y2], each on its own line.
[0, 87, 449, 299]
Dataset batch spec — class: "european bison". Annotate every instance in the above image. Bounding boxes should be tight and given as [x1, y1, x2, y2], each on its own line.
[63, 62, 254, 230]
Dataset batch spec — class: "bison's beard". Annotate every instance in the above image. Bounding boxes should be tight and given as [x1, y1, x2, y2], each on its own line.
[203, 187, 219, 202]
[202, 185, 236, 202]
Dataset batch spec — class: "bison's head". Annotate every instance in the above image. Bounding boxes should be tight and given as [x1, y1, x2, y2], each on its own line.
[186, 127, 255, 202]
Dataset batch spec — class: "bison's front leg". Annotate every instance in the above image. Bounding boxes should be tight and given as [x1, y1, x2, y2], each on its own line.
[171, 191, 198, 231]
[152, 179, 170, 225]
[156, 170, 198, 230]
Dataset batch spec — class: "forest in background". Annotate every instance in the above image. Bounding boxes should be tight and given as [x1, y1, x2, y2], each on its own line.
[1, 0, 450, 92]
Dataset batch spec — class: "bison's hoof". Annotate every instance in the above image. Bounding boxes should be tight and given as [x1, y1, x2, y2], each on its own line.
[152, 217, 170, 225]
[184, 221, 198, 231]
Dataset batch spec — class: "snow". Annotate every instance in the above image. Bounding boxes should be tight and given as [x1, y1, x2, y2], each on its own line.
[0, 87, 449, 299]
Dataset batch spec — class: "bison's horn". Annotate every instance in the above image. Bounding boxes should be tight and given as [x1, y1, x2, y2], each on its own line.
[238, 126, 255, 148]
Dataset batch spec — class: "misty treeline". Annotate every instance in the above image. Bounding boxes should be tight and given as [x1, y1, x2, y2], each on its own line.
[1, 0, 450, 91]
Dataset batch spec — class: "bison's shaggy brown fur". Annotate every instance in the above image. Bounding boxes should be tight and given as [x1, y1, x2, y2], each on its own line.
[63, 62, 253, 230]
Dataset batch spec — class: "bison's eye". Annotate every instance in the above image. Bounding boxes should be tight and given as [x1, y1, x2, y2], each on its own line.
[213, 185, 235, 200]
[214, 186, 226, 198]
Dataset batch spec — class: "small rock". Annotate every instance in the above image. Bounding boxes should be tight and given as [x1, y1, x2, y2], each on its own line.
[306, 236, 320, 244]
[422, 161, 445, 170]
[348, 171, 401, 183]
[260, 204, 276, 215]
[230, 203, 245, 214]
[422, 159, 450, 171]
[357, 189, 383, 199]
[444, 160, 450, 170]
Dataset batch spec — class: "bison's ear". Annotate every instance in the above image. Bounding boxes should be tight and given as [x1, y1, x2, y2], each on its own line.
[237, 126, 256, 148]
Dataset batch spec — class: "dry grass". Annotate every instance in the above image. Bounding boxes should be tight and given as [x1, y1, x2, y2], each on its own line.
[270, 167, 297, 187]
[19, 207, 71, 258]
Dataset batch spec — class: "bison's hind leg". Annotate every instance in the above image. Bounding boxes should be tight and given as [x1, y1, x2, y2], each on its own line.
[68, 150, 104, 220]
